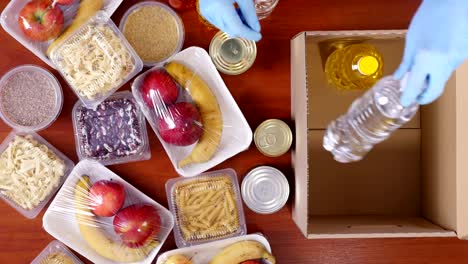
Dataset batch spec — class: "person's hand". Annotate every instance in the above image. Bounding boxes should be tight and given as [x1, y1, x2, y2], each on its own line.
[394, 0, 468, 107]
[199, 0, 262, 41]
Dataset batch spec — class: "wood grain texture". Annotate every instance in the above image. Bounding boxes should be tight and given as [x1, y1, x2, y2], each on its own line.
[1, 0, 468, 263]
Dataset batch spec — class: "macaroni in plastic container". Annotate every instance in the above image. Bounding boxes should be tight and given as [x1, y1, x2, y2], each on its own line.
[0, 131, 74, 219]
[72, 91, 151, 166]
[43, 160, 174, 264]
[50, 11, 143, 109]
[0, 0, 124, 68]
[166, 169, 247, 248]
[31, 240, 83, 264]
[131, 47, 253, 177]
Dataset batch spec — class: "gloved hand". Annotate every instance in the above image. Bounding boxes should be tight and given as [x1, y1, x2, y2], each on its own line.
[394, 0, 468, 107]
[199, 0, 262, 41]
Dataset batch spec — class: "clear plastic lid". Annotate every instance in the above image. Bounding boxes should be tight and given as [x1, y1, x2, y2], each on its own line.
[50, 11, 143, 109]
[0, 131, 74, 219]
[72, 91, 151, 166]
[31, 240, 83, 264]
[166, 168, 247, 248]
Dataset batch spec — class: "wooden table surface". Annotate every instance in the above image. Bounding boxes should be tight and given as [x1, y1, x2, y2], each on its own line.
[1, 0, 468, 263]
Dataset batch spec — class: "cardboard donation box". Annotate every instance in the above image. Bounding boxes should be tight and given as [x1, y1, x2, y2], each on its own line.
[291, 30, 468, 239]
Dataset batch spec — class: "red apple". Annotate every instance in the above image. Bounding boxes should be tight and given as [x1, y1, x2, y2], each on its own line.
[157, 102, 203, 146]
[53, 0, 75, 5]
[18, 0, 64, 41]
[141, 69, 179, 108]
[89, 180, 126, 217]
[113, 204, 161, 248]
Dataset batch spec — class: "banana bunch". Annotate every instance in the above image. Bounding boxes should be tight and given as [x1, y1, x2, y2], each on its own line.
[74, 176, 158, 262]
[209, 240, 276, 264]
[165, 62, 223, 168]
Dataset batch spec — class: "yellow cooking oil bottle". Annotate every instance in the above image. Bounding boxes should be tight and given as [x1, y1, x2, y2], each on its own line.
[324, 43, 384, 91]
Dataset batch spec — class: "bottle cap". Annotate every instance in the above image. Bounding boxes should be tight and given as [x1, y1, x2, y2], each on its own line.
[357, 55, 379, 76]
[254, 119, 292, 157]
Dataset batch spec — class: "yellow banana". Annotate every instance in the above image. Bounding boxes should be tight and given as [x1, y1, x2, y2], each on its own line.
[47, 0, 103, 56]
[74, 176, 159, 263]
[165, 62, 223, 168]
[209, 240, 276, 264]
[165, 254, 192, 264]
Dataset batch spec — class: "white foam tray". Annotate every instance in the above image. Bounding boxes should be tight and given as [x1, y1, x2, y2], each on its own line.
[0, 0, 123, 68]
[156, 234, 272, 264]
[132, 47, 253, 177]
[43, 160, 174, 264]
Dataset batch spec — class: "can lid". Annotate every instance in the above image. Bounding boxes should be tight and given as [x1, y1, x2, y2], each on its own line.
[242, 166, 289, 214]
[357, 55, 379, 76]
[254, 119, 292, 157]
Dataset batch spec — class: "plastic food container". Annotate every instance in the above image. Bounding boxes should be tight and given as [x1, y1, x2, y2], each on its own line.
[50, 11, 143, 109]
[166, 169, 247, 248]
[31, 240, 83, 264]
[119, 1, 184, 67]
[0, 65, 63, 132]
[156, 234, 272, 264]
[0, 0, 123, 68]
[43, 160, 174, 264]
[131, 47, 253, 177]
[72, 91, 151, 166]
[0, 131, 74, 219]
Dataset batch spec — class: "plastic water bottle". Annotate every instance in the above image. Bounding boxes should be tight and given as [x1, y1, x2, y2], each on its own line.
[323, 75, 419, 163]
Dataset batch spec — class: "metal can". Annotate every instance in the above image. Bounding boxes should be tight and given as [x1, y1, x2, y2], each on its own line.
[241, 166, 289, 214]
[254, 119, 292, 157]
[209, 31, 257, 75]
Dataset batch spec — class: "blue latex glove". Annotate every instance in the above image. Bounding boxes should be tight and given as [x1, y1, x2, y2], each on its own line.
[394, 0, 468, 107]
[199, 0, 262, 41]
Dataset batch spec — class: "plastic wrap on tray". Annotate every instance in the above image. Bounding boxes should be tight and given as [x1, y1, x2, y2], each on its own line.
[72, 91, 150, 165]
[166, 169, 247, 247]
[0, 0, 123, 68]
[31, 240, 83, 264]
[43, 160, 174, 264]
[131, 47, 253, 177]
[0, 131, 74, 219]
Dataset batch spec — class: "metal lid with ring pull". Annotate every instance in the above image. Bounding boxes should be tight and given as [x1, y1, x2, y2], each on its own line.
[254, 119, 292, 157]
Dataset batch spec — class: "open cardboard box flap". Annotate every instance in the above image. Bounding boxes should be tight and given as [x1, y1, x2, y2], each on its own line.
[291, 30, 468, 239]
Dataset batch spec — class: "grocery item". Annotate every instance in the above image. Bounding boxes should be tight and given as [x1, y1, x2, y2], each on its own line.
[165, 254, 192, 264]
[55, 0, 76, 5]
[73, 91, 150, 165]
[31, 240, 83, 264]
[89, 180, 126, 217]
[158, 102, 203, 146]
[240, 261, 261, 264]
[46, 0, 103, 56]
[166, 169, 246, 247]
[254, 119, 292, 157]
[255, 0, 279, 20]
[165, 61, 223, 167]
[168, 0, 196, 11]
[44, 160, 174, 264]
[121, 2, 184, 66]
[114, 204, 162, 248]
[209, 240, 276, 264]
[141, 69, 179, 107]
[209, 31, 257, 75]
[0, 65, 63, 131]
[50, 12, 142, 108]
[324, 43, 384, 91]
[242, 166, 289, 214]
[18, 0, 64, 41]
[323, 75, 419, 163]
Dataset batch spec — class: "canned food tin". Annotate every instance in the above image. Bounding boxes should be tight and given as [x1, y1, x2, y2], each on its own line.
[254, 119, 292, 157]
[209, 31, 257, 75]
[241, 166, 289, 214]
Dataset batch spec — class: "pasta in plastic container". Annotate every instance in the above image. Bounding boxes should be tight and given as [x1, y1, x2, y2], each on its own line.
[131, 47, 253, 177]
[0, 0, 124, 68]
[50, 11, 143, 109]
[31, 240, 83, 264]
[43, 160, 174, 264]
[166, 169, 247, 248]
[0, 130, 74, 219]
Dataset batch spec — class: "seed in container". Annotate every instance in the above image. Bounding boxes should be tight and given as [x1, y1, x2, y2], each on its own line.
[74, 94, 149, 164]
